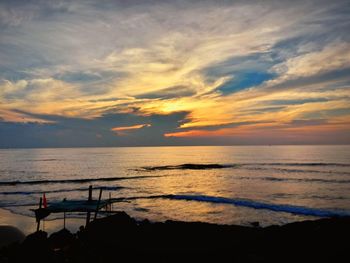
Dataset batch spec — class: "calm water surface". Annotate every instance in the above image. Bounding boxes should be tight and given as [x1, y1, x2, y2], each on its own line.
[1, 145, 350, 233]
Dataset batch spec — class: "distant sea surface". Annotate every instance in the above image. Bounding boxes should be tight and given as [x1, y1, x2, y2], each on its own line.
[1, 145, 350, 229]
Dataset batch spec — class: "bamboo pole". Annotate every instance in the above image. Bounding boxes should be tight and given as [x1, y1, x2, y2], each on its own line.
[109, 192, 112, 212]
[63, 211, 66, 229]
[36, 197, 42, 232]
[93, 188, 103, 220]
[85, 185, 93, 226]
[63, 197, 67, 229]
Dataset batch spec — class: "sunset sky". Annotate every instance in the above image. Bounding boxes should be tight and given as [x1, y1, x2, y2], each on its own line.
[0, 0, 350, 147]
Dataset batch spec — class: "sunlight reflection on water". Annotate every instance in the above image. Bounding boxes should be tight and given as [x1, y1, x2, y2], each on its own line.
[0, 145, 349, 233]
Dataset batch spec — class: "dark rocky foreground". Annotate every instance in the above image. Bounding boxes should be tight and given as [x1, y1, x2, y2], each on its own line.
[1, 212, 349, 263]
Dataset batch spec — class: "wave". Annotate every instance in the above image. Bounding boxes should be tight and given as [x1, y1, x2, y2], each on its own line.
[243, 166, 350, 175]
[242, 162, 350, 167]
[0, 175, 162, 186]
[271, 193, 349, 201]
[2, 193, 349, 218]
[152, 194, 350, 218]
[138, 162, 350, 171]
[0, 202, 39, 208]
[238, 176, 350, 184]
[0, 170, 49, 174]
[27, 159, 59, 162]
[308, 195, 348, 200]
[104, 194, 350, 217]
[140, 163, 237, 171]
[0, 186, 125, 196]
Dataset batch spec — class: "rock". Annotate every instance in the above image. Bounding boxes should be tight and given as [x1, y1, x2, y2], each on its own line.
[49, 228, 75, 249]
[2, 213, 350, 262]
[250, 221, 260, 228]
[0, 226, 25, 248]
[84, 211, 137, 246]
[17, 230, 54, 263]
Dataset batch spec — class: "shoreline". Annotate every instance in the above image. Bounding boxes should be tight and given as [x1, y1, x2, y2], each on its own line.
[0, 208, 85, 235]
[1, 211, 349, 262]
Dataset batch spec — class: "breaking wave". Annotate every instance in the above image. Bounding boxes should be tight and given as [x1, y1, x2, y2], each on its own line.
[27, 159, 59, 162]
[140, 163, 237, 171]
[243, 162, 350, 167]
[0, 175, 162, 186]
[139, 162, 350, 171]
[242, 167, 350, 175]
[238, 176, 350, 184]
[153, 194, 350, 218]
[0, 186, 125, 196]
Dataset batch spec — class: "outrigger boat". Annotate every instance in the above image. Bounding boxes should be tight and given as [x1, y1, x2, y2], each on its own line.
[32, 185, 112, 231]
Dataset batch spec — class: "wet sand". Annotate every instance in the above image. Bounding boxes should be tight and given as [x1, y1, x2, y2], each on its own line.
[0, 208, 85, 235]
[0, 209, 35, 235]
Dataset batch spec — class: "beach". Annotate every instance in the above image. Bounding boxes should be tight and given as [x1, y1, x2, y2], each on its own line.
[1, 212, 349, 262]
[0, 208, 85, 236]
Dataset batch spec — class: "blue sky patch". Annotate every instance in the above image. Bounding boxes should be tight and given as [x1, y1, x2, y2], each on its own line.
[217, 71, 276, 95]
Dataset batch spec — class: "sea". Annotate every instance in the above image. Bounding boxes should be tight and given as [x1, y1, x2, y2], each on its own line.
[1, 145, 350, 234]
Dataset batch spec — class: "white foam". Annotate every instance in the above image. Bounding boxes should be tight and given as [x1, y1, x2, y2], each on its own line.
[162, 194, 350, 217]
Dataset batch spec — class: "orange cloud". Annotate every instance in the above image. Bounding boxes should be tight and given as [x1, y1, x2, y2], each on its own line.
[164, 121, 350, 139]
[164, 125, 259, 138]
[111, 124, 151, 131]
[111, 124, 151, 135]
[165, 130, 211, 138]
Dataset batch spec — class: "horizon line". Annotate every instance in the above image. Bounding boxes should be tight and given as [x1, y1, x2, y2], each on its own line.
[1, 144, 349, 150]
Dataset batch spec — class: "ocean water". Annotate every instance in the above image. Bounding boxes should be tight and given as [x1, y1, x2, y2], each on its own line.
[1, 145, 350, 231]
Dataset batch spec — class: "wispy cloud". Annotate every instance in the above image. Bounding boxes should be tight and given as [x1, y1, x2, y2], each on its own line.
[0, 0, 349, 146]
[111, 123, 151, 135]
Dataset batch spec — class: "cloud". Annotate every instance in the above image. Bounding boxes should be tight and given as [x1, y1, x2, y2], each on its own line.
[0, 109, 53, 123]
[0, 111, 187, 148]
[0, 0, 349, 145]
[111, 123, 151, 135]
[164, 119, 350, 145]
[270, 42, 350, 82]
[136, 85, 196, 99]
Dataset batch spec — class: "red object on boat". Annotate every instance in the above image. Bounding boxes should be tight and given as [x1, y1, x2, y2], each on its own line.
[43, 193, 47, 208]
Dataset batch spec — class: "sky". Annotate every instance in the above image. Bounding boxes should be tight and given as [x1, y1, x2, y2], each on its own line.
[0, 0, 350, 147]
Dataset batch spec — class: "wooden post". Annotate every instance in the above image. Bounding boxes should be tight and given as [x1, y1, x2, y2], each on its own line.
[109, 192, 112, 212]
[36, 197, 42, 232]
[63, 212, 66, 229]
[94, 188, 103, 220]
[85, 185, 93, 226]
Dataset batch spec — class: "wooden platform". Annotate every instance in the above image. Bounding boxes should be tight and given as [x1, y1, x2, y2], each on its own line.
[32, 186, 111, 229]
[42, 199, 109, 213]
